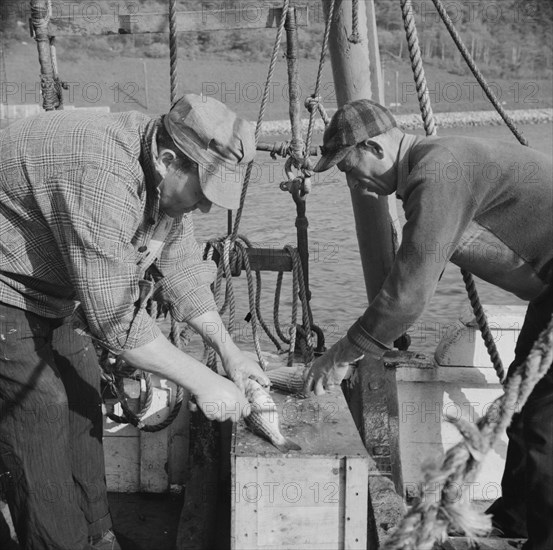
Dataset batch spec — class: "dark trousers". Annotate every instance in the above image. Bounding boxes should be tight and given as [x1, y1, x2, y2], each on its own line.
[487, 285, 553, 550]
[0, 302, 111, 550]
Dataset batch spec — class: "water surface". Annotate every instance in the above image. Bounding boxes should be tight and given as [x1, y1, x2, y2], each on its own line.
[191, 123, 552, 356]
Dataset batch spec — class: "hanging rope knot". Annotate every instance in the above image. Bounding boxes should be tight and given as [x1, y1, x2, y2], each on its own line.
[304, 95, 321, 113]
[269, 140, 290, 159]
[305, 94, 331, 126]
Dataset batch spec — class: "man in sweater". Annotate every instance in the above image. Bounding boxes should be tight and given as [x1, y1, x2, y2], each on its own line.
[304, 99, 552, 550]
[0, 94, 268, 549]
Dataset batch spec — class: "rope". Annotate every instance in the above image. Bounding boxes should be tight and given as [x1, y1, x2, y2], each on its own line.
[255, 270, 284, 352]
[430, 0, 528, 146]
[349, 0, 361, 43]
[169, 0, 179, 105]
[102, 279, 185, 431]
[382, 316, 553, 549]
[230, 0, 289, 241]
[284, 8, 305, 163]
[196, 0, 316, 373]
[400, 0, 436, 137]
[168, 0, 179, 105]
[285, 245, 315, 365]
[400, 0, 504, 382]
[274, 272, 291, 345]
[304, 0, 336, 154]
[235, 241, 268, 369]
[461, 270, 505, 381]
[30, 0, 65, 111]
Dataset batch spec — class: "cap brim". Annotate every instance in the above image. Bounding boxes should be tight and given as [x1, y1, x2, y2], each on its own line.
[198, 161, 242, 210]
[313, 145, 355, 173]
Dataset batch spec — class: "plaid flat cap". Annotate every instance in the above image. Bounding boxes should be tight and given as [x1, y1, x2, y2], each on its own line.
[314, 99, 397, 172]
[164, 94, 255, 210]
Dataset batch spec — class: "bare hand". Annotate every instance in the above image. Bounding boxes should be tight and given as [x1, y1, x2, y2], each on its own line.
[303, 336, 364, 396]
[221, 351, 271, 393]
[194, 375, 251, 422]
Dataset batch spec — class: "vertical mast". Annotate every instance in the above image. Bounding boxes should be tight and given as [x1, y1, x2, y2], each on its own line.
[322, 2, 405, 544]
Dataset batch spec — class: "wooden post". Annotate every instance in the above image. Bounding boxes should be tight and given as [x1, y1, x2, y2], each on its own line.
[323, 0, 396, 302]
[322, 0, 405, 544]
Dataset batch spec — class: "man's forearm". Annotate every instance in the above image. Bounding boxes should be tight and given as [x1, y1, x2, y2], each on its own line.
[186, 310, 240, 362]
[119, 333, 219, 395]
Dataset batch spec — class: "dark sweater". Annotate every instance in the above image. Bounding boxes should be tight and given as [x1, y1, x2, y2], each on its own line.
[348, 134, 553, 351]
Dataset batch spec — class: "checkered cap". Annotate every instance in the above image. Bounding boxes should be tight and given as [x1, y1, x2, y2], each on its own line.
[314, 99, 397, 172]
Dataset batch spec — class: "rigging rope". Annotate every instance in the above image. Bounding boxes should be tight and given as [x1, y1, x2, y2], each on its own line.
[430, 0, 528, 147]
[384, 1, 552, 547]
[207, 0, 316, 370]
[400, 0, 504, 383]
[230, 0, 290, 242]
[382, 317, 553, 550]
[349, 0, 361, 44]
[168, 0, 179, 105]
[304, 0, 336, 155]
[30, 0, 65, 110]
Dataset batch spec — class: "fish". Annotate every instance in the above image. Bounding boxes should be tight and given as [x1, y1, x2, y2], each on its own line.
[267, 365, 308, 394]
[244, 379, 302, 453]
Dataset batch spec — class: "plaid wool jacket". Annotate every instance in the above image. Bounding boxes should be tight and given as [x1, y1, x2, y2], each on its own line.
[0, 110, 217, 353]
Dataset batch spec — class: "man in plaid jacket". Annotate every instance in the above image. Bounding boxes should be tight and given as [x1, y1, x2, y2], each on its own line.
[0, 94, 268, 549]
[304, 99, 552, 550]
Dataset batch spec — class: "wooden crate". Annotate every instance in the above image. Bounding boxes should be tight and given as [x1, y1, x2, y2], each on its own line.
[231, 389, 369, 550]
[103, 376, 189, 493]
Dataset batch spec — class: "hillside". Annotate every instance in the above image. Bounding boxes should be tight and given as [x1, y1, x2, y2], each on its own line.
[2, 0, 552, 119]
[2, 0, 552, 76]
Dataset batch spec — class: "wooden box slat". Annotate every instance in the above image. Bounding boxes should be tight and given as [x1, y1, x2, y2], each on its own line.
[231, 389, 369, 550]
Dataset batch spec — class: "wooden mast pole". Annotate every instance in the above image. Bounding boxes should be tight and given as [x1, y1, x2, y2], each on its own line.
[323, 0, 395, 302]
[321, 0, 404, 544]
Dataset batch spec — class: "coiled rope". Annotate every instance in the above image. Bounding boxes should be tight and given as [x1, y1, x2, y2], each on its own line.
[198, 0, 316, 371]
[400, 0, 504, 383]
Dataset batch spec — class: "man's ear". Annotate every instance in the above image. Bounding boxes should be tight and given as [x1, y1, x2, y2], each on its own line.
[158, 148, 177, 168]
[360, 139, 384, 159]
[154, 148, 177, 178]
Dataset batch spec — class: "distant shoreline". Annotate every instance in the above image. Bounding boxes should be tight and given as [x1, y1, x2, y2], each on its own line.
[259, 108, 553, 135]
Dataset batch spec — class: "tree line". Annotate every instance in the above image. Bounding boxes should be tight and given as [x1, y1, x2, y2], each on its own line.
[1, 0, 551, 77]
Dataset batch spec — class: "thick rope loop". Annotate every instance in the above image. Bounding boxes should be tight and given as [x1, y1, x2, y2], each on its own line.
[386, 1, 551, 548]
[382, 317, 553, 549]
[305, 96, 331, 127]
